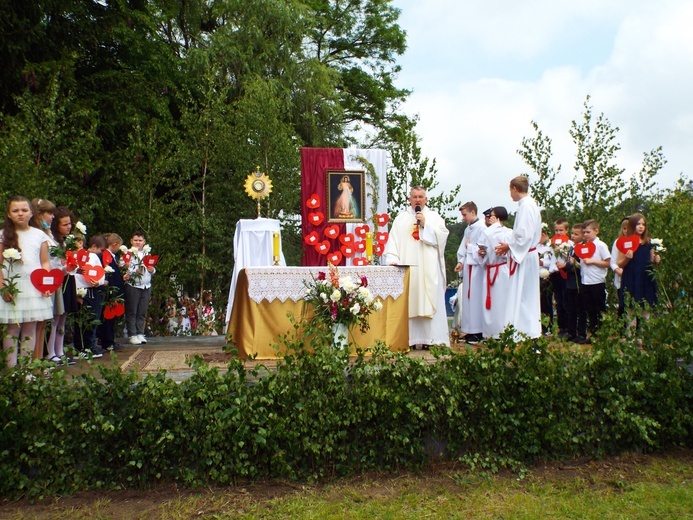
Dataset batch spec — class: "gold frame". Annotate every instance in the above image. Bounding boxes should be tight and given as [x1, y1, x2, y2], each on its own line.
[326, 170, 365, 223]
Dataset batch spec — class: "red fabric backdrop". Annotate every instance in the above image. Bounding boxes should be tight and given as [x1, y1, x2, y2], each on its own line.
[301, 148, 346, 266]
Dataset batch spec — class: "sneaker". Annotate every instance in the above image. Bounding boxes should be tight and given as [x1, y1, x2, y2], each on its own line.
[64, 356, 77, 365]
[129, 336, 142, 345]
[137, 335, 147, 344]
[47, 355, 63, 366]
[77, 351, 90, 360]
[90, 347, 105, 358]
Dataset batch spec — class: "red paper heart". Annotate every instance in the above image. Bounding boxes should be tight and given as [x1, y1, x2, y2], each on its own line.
[354, 241, 366, 253]
[616, 235, 640, 255]
[315, 240, 330, 255]
[550, 234, 570, 245]
[30, 269, 65, 294]
[308, 211, 324, 226]
[355, 225, 369, 238]
[82, 265, 105, 284]
[338, 233, 355, 245]
[374, 243, 384, 255]
[121, 251, 132, 264]
[377, 213, 390, 227]
[304, 231, 319, 245]
[102, 249, 113, 266]
[104, 301, 125, 319]
[306, 194, 321, 209]
[340, 245, 355, 258]
[353, 257, 368, 266]
[76, 249, 90, 267]
[324, 224, 340, 239]
[574, 242, 596, 259]
[328, 251, 343, 265]
[376, 231, 389, 244]
[142, 255, 159, 268]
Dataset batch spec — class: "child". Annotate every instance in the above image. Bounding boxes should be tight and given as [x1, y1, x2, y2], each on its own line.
[97, 233, 126, 351]
[610, 217, 629, 317]
[537, 226, 554, 334]
[46, 207, 78, 365]
[579, 220, 611, 340]
[558, 224, 587, 343]
[30, 198, 57, 360]
[550, 218, 571, 337]
[617, 213, 660, 315]
[74, 235, 107, 358]
[124, 230, 156, 345]
[0, 196, 53, 368]
[454, 201, 485, 344]
[477, 206, 512, 339]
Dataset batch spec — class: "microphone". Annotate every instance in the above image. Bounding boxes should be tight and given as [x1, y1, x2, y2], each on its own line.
[414, 205, 422, 227]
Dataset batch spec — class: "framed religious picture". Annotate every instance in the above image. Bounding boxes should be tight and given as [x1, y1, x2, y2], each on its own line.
[326, 170, 366, 223]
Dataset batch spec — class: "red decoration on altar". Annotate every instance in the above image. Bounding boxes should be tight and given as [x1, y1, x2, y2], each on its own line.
[353, 257, 368, 266]
[338, 233, 355, 245]
[306, 194, 321, 209]
[355, 225, 369, 238]
[328, 251, 343, 265]
[377, 213, 389, 227]
[324, 224, 340, 239]
[340, 245, 355, 258]
[315, 240, 330, 255]
[308, 211, 325, 226]
[304, 231, 320, 245]
[376, 231, 389, 244]
[354, 241, 366, 253]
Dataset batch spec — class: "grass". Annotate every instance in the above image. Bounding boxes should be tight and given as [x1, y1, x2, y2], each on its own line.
[1, 450, 691, 519]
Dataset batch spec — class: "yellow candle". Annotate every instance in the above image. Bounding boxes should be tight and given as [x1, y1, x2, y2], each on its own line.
[273, 232, 280, 258]
[365, 232, 373, 259]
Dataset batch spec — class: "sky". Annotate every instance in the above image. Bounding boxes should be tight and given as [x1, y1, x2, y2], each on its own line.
[389, 0, 693, 216]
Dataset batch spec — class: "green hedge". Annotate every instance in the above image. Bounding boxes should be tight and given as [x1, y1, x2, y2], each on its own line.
[1, 307, 691, 499]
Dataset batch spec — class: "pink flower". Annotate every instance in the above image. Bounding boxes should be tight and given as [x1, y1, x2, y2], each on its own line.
[360, 275, 368, 288]
[317, 271, 326, 281]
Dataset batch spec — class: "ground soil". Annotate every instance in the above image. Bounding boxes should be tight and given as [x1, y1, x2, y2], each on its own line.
[1, 448, 691, 519]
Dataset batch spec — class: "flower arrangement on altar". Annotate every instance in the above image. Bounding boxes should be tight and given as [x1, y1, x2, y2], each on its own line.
[303, 263, 383, 335]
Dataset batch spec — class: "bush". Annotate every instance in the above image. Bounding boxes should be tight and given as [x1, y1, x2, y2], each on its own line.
[0, 309, 691, 499]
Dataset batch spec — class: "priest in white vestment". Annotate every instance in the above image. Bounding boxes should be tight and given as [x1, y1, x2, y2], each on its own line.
[454, 201, 485, 343]
[478, 206, 513, 339]
[383, 186, 450, 347]
[495, 176, 542, 339]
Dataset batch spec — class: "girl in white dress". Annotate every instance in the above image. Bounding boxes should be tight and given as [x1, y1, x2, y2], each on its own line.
[1, 196, 53, 368]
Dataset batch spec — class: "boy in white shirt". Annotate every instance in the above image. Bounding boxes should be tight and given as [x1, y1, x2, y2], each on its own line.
[579, 220, 611, 341]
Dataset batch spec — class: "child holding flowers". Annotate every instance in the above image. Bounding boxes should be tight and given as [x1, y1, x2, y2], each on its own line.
[1, 196, 53, 368]
[46, 207, 79, 364]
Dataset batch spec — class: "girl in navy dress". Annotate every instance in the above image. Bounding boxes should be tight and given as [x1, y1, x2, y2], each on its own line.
[617, 213, 661, 318]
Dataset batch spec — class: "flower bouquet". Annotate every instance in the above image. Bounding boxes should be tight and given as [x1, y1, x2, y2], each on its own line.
[1, 248, 22, 304]
[650, 238, 666, 254]
[49, 233, 80, 260]
[303, 264, 383, 348]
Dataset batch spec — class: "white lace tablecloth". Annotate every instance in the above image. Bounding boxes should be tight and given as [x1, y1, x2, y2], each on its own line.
[244, 266, 406, 303]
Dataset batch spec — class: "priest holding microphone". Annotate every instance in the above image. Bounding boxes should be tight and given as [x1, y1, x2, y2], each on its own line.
[383, 186, 450, 349]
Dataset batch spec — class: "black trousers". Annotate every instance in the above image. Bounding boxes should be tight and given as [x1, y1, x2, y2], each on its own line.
[581, 282, 607, 334]
[565, 287, 587, 339]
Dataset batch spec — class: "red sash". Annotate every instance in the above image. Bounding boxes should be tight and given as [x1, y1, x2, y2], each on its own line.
[485, 262, 507, 310]
[509, 247, 537, 276]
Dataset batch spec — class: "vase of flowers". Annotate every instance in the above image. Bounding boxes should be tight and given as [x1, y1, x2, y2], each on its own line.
[304, 263, 383, 349]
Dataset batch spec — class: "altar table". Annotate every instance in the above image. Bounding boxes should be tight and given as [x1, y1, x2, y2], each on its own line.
[227, 266, 410, 358]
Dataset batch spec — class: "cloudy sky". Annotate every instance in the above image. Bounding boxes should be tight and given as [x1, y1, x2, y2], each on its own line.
[390, 0, 693, 215]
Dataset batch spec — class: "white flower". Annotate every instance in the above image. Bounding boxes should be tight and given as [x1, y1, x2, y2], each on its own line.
[330, 289, 342, 302]
[541, 222, 549, 230]
[119, 245, 128, 253]
[76, 287, 87, 298]
[142, 244, 152, 254]
[319, 292, 328, 302]
[373, 300, 383, 312]
[104, 265, 115, 274]
[539, 268, 550, 280]
[129, 247, 138, 254]
[650, 238, 665, 253]
[75, 221, 87, 235]
[339, 276, 356, 292]
[2, 248, 21, 262]
[350, 303, 361, 315]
